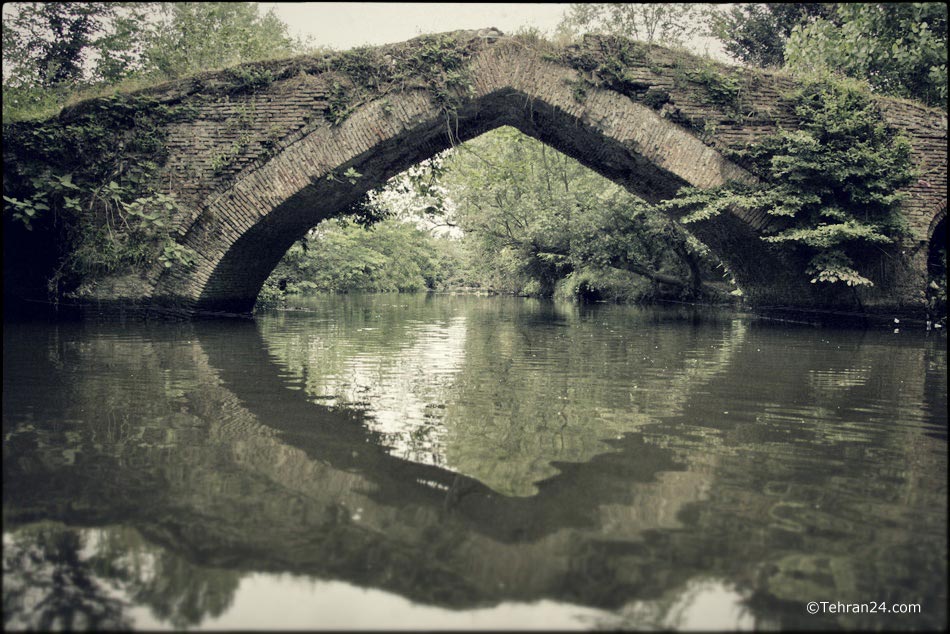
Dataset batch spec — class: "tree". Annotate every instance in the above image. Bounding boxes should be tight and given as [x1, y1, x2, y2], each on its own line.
[662, 78, 915, 288]
[2, 2, 307, 122]
[261, 217, 461, 302]
[437, 127, 723, 300]
[784, 3, 948, 109]
[144, 2, 303, 79]
[707, 3, 834, 68]
[556, 3, 706, 47]
[1, 2, 152, 88]
[2, 2, 155, 119]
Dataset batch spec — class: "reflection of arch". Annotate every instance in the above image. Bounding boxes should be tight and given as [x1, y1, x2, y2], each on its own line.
[1, 317, 703, 612]
[257, 300, 750, 495]
[193, 320, 683, 543]
[4, 312, 946, 628]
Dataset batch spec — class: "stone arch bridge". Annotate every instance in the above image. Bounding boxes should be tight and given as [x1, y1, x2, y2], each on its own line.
[5, 29, 947, 315]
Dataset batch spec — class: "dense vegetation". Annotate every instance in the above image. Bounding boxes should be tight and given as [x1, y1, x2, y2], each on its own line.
[662, 78, 915, 288]
[2, 2, 307, 123]
[710, 2, 947, 110]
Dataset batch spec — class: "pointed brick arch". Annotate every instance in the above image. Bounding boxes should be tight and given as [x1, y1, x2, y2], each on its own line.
[158, 85, 788, 313]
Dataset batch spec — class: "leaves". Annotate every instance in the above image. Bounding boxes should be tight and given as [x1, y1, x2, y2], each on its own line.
[264, 217, 457, 295]
[3, 3, 307, 123]
[664, 78, 915, 288]
[159, 241, 196, 269]
[557, 3, 706, 47]
[784, 3, 947, 109]
[436, 126, 716, 298]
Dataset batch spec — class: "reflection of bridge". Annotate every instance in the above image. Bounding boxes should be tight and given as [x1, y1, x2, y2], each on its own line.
[2, 316, 946, 630]
[2, 318, 715, 609]
[4, 30, 946, 314]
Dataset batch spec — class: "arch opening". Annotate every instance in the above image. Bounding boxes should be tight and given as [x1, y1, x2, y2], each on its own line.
[255, 123, 745, 310]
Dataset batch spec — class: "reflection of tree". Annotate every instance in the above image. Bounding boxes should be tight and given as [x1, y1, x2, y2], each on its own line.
[3, 524, 131, 631]
[441, 302, 748, 495]
[629, 325, 949, 630]
[3, 522, 241, 630]
[128, 551, 238, 629]
[262, 296, 748, 495]
[582, 578, 755, 631]
[260, 293, 469, 465]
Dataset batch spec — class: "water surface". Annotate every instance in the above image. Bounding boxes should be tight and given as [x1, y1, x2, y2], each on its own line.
[3, 294, 946, 630]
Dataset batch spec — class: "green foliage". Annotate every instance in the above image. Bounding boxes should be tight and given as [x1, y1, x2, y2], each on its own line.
[144, 2, 301, 79]
[1, 3, 153, 89]
[641, 88, 671, 109]
[324, 80, 354, 126]
[3, 94, 196, 297]
[2, 2, 303, 298]
[784, 3, 948, 109]
[557, 3, 706, 47]
[677, 65, 743, 112]
[2, 3, 154, 122]
[566, 79, 589, 103]
[434, 127, 721, 300]
[708, 4, 833, 68]
[662, 79, 915, 287]
[224, 64, 275, 94]
[555, 34, 653, 101]
[260, 217, 463, 306]
[210, 107, 255, 174]
[2, 2, 306, 123]
[554, 267, 651, 303]
[322, 34, 473, 129]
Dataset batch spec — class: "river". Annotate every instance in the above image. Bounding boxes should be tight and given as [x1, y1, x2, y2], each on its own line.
[3, 294, 946, 630]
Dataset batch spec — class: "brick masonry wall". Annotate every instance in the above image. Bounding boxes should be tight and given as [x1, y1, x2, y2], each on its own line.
[5, 30, 946, 315]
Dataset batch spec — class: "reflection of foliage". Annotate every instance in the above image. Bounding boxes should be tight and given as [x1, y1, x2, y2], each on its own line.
[128, 548, 238, 629]
[3, 523, 240, 630]
[2, 306, 945, 629]
[439, 303, 745, 496]
[3, 524, 132, 631]
[262, 296, 747, 496]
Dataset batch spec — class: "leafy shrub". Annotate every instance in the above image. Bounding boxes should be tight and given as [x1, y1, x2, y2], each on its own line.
[661, 77, 915, 287]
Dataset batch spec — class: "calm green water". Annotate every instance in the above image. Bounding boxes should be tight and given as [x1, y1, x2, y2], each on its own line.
[3, 294, 946, 631]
